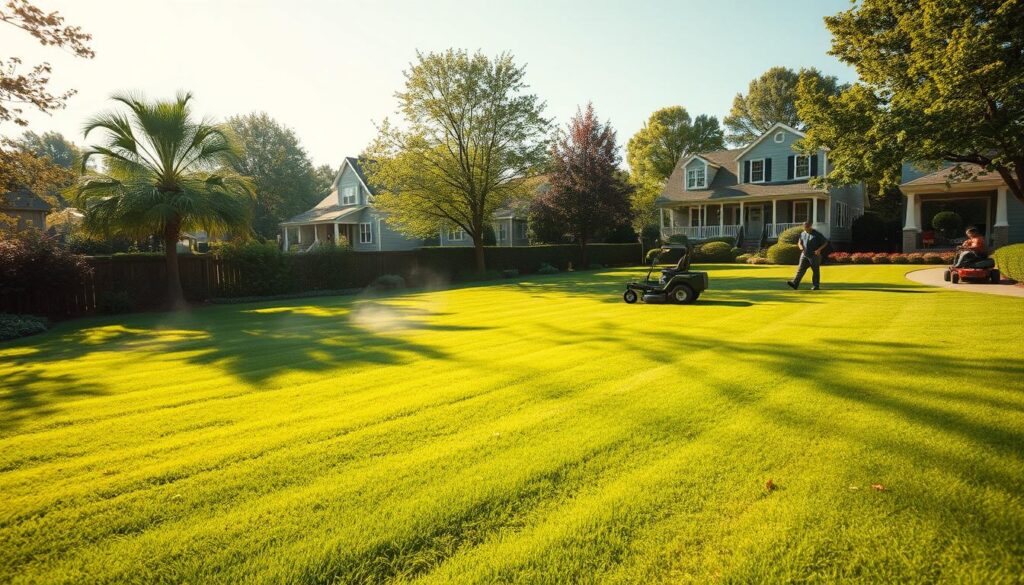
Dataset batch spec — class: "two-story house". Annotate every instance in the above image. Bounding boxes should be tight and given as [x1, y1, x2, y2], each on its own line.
[281, 157, 531, 251]
[656, 122, 864, 247]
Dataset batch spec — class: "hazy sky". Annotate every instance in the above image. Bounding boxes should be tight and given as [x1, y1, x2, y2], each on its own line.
[3, 0, 858, 169]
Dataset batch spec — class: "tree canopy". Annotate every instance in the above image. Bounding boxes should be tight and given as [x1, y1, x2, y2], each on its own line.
[15, 130, 79, 168]
[626, 106, 725, 180]
[72, 92, 254, 307]
[228, 113, 320, 239]
[724, 66, 842, 145]
[365, 50, 550, 270]
[797, 0, 1024, 202]
[0, 0, 93, 126]
[531, 104, 633, 265]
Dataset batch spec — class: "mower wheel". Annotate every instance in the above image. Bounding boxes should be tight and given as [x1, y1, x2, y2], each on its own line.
[990, 269, 1001, 284]
[951, 272, 960, 284]
[943, 269, 951, 282]
[669, 284, 696, 304]
[623, 289, 638, 304]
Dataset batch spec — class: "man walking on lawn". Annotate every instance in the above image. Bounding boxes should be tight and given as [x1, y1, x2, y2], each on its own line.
[787, 221, 829, 290]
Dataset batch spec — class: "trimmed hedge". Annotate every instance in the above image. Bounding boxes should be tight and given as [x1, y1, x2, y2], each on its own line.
[767, 243, 801, 265]
[693, 241, 738, 263]
[777, 226, 804, 245]
[993, 244, 1024, 281]
[0, 313, 48, 341]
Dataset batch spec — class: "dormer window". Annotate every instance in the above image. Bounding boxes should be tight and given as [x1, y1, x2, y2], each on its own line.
[341, 186, 357, 205]
[750, 159, 766, 183]
[794, 155, 811, 179]
[686, 167, 706, 189]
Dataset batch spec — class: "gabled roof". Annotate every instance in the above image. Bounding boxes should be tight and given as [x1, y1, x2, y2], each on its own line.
[335, 157, 376, 195]
[733, 122, 805, 160]
[2, 189, 52, 212]
[899, 164, 1005, 191]
[658, 146, 825, 204]
[679, 154, 721, 169]
[281, 205, 367, 226]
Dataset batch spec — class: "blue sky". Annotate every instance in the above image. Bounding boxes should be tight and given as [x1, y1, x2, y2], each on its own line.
[3, 0, 859, 168]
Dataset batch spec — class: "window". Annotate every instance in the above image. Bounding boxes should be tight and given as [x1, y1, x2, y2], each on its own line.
[834, 201, 850, 228]
[793, 201, 810, 223]
[498, 223, 508, 241]
[447, 227, 465, 241]
[686, 167, 706, 189]
[750, 159, 766, 183]
[515, 221, 528, 239]
[359, 222, 373, 244]
[794, 155, 810, 179]
[341, 186, 357, 205]
[774, 131, 785, 143]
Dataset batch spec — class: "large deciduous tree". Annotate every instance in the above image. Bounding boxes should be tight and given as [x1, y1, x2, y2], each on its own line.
[797, 0, 1024, 203]
[627, 106, 724, 181]
[0, 0, 93, 126]
[228, 113, 320, 239]
[72, 92, 254, 309]
[531, 104, 633, 266]
[626, 106, 724, 236]
[15, 130, 78, 168]
[364, 50, 550, 271]
[724, 66, 842, 145]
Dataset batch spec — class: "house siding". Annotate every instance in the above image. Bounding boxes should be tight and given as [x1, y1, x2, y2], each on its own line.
[738, 128, 824, 184]
[350, 209, 422, 251]
[1008, 195, 1024, 244]
[336, 165, 365, 207]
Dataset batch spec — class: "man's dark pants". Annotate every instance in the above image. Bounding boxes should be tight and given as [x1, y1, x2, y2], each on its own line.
[793, 253, 820, 288]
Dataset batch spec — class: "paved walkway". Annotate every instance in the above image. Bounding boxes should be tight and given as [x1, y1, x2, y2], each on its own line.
[905, 267, 1024, 298]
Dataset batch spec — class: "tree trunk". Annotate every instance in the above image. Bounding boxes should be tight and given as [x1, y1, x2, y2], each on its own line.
[474, 240, 486, 273]
[163, 219, 186, 310]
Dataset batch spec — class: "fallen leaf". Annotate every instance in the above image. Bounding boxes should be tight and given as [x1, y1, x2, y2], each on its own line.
[871, 483, 885, 492]
[848, 485, 860, 491]
[765, 479, 775, 492]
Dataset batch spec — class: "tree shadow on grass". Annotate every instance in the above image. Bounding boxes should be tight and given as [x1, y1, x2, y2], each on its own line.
[0, 298, 490, 428]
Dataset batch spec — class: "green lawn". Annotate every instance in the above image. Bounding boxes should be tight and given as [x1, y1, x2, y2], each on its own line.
[1, 264, 1023, 583]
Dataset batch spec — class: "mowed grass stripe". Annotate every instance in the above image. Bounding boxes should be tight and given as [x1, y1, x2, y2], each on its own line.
[1, 265, 1022, 583]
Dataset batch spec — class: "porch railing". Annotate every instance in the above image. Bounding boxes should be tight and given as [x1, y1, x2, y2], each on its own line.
[661, 224, 740, 241]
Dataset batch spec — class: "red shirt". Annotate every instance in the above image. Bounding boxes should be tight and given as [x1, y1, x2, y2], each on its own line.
[962, 236, 986, 253]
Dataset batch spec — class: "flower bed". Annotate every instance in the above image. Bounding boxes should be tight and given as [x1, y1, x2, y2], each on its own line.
[825, 251, 954, 265]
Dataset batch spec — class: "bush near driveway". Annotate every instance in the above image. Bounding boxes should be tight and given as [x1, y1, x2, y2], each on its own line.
[694, 241, 738, 263]
[777, 226, 804, 245]
[767, 243, 801, 265]
[993, 244, 1024, 281]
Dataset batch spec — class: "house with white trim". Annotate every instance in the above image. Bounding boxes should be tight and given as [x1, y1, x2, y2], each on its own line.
[281, 157, 531, 251]
[898, 163, 1022, 251]
[656, 123, 865, 247]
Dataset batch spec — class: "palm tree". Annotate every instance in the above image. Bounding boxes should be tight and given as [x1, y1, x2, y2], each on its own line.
[72, 92, 253, 308]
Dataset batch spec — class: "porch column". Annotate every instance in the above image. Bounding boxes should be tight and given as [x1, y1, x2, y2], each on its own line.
[659, 208, 664, 232]
[995, 187, 1009, 227]
[314, 225, 319, 242]
[719, 203, 724, 232]
[771, 199, 777, 234]
[904, 193, 918, 230]
[297, 226, 303, 244]
[698, 205, 703, 229]
[739, 201, 745, 227]
[812, 197, 819, 225]
[993, 186, 1010, 248]
[283, 227, 289, 251]
[333, 222, 340, 244]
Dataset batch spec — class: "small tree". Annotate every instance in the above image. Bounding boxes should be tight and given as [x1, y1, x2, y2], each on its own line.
[72, 92, 254, 309]
[931, 211, 963, 239]
[626, 106, 725, 180]
[365, 50, 550, 271]
[534, 103, 633, 267]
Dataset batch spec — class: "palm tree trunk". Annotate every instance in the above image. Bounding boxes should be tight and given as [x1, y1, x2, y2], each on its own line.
[163, 219, 186, 310]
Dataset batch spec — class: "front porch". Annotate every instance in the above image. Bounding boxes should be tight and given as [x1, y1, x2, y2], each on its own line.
[660, 196, 835, 244]
[282, 222, 359, 251]
[901, 184, 1011, 252]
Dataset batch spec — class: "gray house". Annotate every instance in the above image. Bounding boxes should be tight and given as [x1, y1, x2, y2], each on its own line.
[283, 157, 532, 251]
[899, 162, 1022, 251]
[2, 189, 52, 231]
[280, 157, 423, 252]
[656, 122, 864, 246]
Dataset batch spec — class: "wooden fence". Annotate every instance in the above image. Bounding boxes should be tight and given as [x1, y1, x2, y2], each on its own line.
[0, 244, 642, 320]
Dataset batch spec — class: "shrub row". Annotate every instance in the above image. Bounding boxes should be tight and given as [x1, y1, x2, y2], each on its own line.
[0, 313, 49, 341]
[829, 251, 954, 265]
[992, 244, 1024, 281]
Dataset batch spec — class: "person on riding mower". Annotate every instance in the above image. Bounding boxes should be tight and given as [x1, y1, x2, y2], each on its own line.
[954, 227, 987, 267]
[787, 221, 829, 291]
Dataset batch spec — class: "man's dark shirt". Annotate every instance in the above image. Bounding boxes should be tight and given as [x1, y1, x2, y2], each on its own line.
[799, 229, 827, 257]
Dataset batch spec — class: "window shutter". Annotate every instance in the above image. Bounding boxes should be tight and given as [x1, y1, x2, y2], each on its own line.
[765, 158, 772, 182]
[743, 160, 750, 183]
[810, 154, 819, 177]
[787, 156, 794, 180]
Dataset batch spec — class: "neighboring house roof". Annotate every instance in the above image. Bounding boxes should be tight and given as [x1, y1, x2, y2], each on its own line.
[658, 147, 826, 204]
[2, 189, 52, 212]
[899, 164, 1005, 191]
[282, 205, 367, 226]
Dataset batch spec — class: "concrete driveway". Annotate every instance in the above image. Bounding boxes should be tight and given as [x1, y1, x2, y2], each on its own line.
[905, 267, 1024, 298]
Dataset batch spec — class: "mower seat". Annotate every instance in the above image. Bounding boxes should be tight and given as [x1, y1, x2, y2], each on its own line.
[967, 258, 995, 269]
